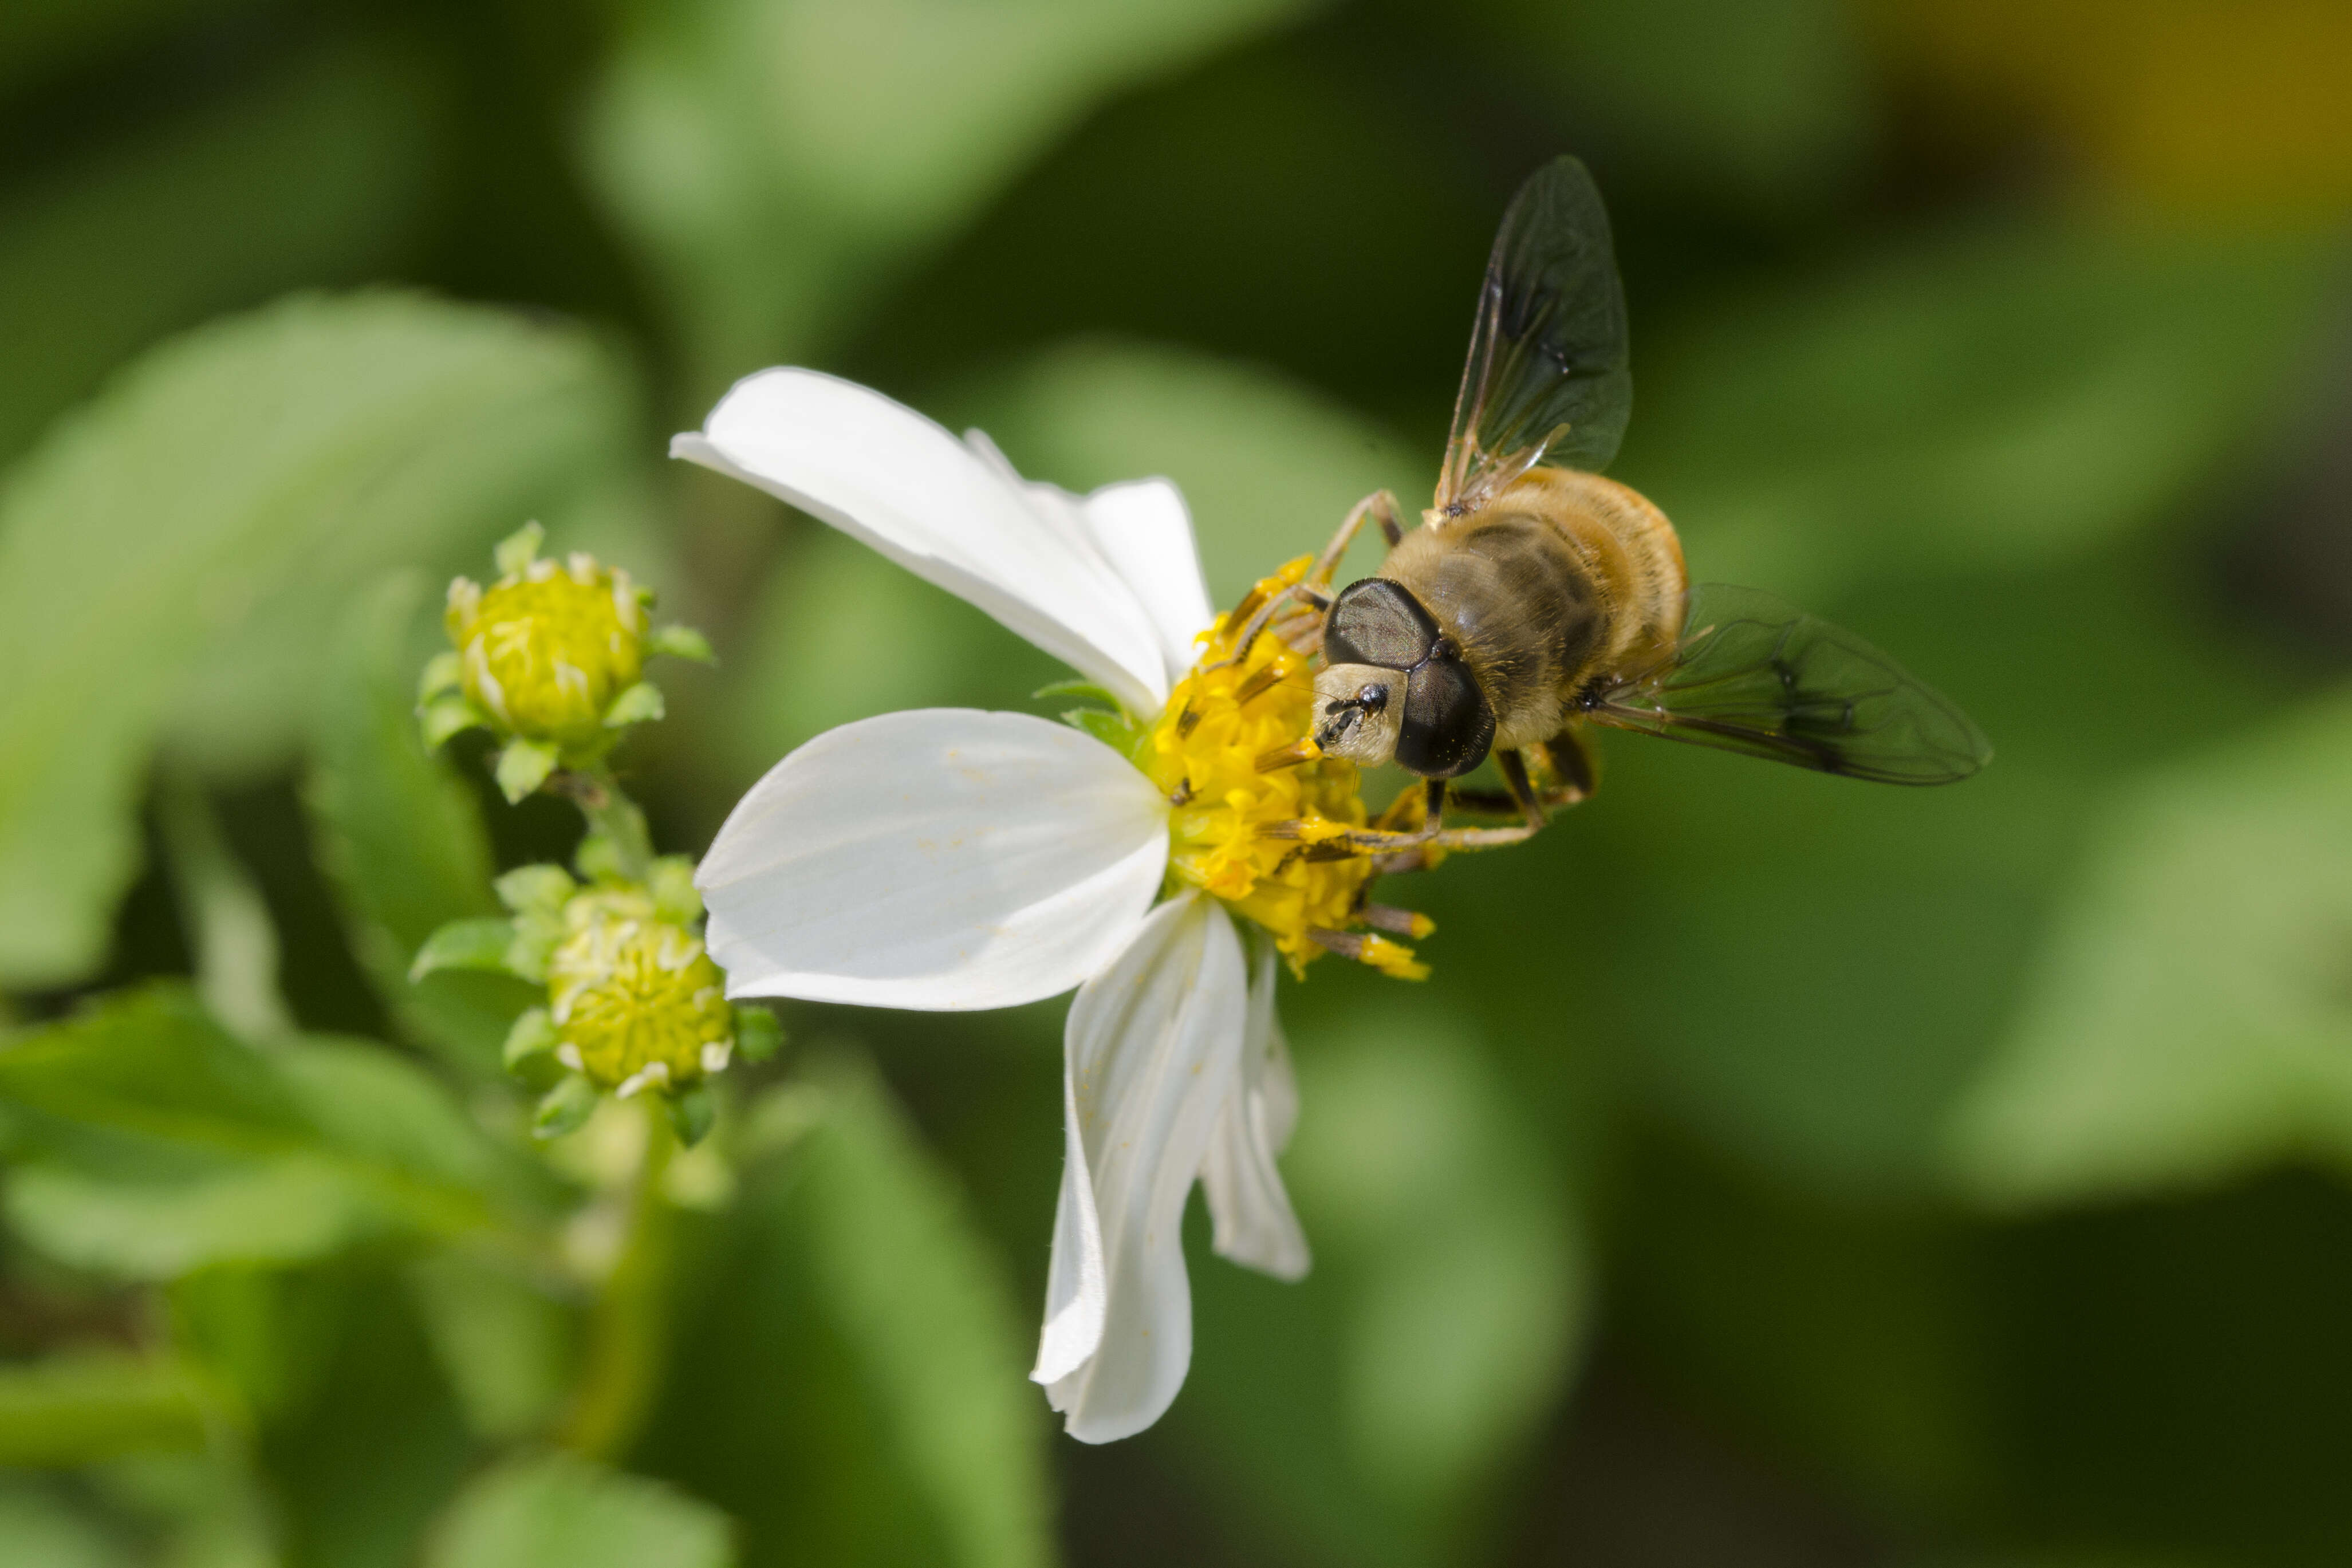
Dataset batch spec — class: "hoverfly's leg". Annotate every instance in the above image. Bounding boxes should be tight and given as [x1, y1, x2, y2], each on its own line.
[1538, 728, 1597, 806]
[1309, 489, 1407, 588]
[1496, 748, 1546, 830]
[1202, 578, 1335, 673]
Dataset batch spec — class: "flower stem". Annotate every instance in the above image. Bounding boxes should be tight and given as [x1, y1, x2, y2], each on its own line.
[560, 763, 656, 884]
[557, 1100, 675, 1460]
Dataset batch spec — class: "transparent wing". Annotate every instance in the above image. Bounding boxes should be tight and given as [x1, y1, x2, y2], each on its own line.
[1435, 156, 1633, 515]
[1587, 585, 1992, 785]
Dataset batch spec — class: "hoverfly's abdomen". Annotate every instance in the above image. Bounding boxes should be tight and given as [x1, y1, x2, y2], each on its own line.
[1380, 466, 1687, 749]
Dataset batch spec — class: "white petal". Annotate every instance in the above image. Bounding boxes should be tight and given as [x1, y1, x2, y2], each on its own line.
[676, 369, 1171, 713]
[1200, 936, 1311, 1281]
[697, 710, 1168, 1010]
[1034, 893, 1247, 1443]
[1080, 479, 1214, 692]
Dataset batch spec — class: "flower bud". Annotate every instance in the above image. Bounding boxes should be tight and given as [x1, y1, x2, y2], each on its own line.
[446, 527, 649, 755]
[545, 888, 736, 1098]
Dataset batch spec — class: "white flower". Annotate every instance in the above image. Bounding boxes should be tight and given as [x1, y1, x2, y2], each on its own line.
[676, 369, 1423, 1441]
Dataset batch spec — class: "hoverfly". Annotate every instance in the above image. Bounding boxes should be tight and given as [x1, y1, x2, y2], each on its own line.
[1232, 156, 1989, 854]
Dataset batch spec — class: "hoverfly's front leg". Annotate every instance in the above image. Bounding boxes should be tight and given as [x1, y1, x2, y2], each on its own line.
[1206, 491, 1408, 673]
[1266, 772, 1548, 871]
[1309, 489, 1407, 588]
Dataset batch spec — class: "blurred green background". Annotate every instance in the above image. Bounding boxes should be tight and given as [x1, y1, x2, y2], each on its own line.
[2, 0, 2351, 1564]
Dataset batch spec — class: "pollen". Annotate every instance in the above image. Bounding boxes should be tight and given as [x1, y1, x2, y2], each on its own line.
[1140, 557, 1428, 980]
[545, 889, 735, 1094]
[448, 550, 648, 754]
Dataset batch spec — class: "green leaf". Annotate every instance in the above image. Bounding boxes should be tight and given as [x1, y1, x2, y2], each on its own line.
[1180, 1004, 1589, 1557]
[308, 575, 538, 1078]
[417, 651, 463, 702]
[419, 694, 483, 750]
[1062, 706, 1142, 755]
[497, 740, 562, 804]
[534, 1076, 599, 1141]
[494, 520, 546, 577]
[1030, 677, 1121, 706]
[602, 680, 666, 728]
[1624, 224, 2339, 602]
[0, 292, 639, 988]
[648, 625, 714, 664]
[582, 0, 1326, 385]
[666, 1084, 716, 1149]
[732, 1006, 782, 1065]
[0, 45, 435, 465]
[0, 987, 507, 1278]
[0, 1354, 213, 1466]
[1945, 691, 2352, 1209]
[0, 1474, 131, 1567]
[502, 1010, 564, 1091]
[406, 1254, 573, 1442]
[641, 1056, 1051, 1568]
[409, 919, 523, 982]
[426, 1452, 731, 1568]
[950, 336, 1421, 606]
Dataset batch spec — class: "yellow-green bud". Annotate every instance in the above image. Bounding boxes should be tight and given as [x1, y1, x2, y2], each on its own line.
[447, 549, 648, 755]
[545, 889, 734, 1097]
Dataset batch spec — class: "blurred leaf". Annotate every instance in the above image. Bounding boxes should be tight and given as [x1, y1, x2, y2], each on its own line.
[307, 574, 536, 1079]
[0, 1354, 212, 1467]
[0, 291, 638, 987]
[1626, 225, 2338, 602]
[950, 336, 1423, 605]
[1180, 1003, 1587, 1565]
[583, 0, 1327, 387]
[406, 1252, 574, 1441]
[425, 1451, 732, 1568]
[153, 766, 291, 1042]
[0, 0, 260, 97]
[1946, 690, 2352, 1208]
[258, 1261, 475, 1568]
[1463, 0, 1872, 210]
[0, 987, 509, 1277]
[0, 44, 439, 464]
[641, 1056, 1051, 1568]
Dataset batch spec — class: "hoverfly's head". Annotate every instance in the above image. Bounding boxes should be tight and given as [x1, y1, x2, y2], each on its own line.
[1313, 578, 1495, 777]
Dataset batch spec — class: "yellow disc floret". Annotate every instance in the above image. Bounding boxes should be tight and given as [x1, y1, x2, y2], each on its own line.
[447, 551, 647, 754]
[1138, 558, 1428, 980]
[546, 889, 734, 1096]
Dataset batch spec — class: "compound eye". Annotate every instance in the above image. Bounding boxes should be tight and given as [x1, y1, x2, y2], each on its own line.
[1396, 656, 1495, 777]
[1323, 580, 1438, 670]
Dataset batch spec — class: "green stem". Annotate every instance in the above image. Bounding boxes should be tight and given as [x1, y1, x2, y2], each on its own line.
[557, 1100, 674, 1460]
[572, 763, 655, 884]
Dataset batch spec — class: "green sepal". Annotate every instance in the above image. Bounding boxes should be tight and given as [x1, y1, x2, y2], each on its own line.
[501, 1007, 564, 1092]
[494, 738, 560, 803]
[417, 650, 464, 702]
[649, 857, 702, 924]
[533, 1074, 598, 1140]
[409, 916, 521, 982]
[1064, 706, 1144, 754]
[649, 625, 715, 664]
[1034, 677, 1122, 708]
[733, 1004, 783, 1064]
[419, 694, 480, 750]
[602, 680, 665, 729]
[665, 1083, 716, 1148]
[495, 864, 577, 917]
[494, 520, 545, 577]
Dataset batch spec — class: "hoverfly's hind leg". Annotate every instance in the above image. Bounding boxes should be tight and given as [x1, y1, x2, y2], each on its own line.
[1310, 489, 1408, 587]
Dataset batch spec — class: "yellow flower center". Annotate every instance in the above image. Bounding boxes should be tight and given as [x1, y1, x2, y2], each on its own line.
[546, 890, 734, 1094]
[448, 556, 645, 751]
[1138, 558, 1428, 980]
